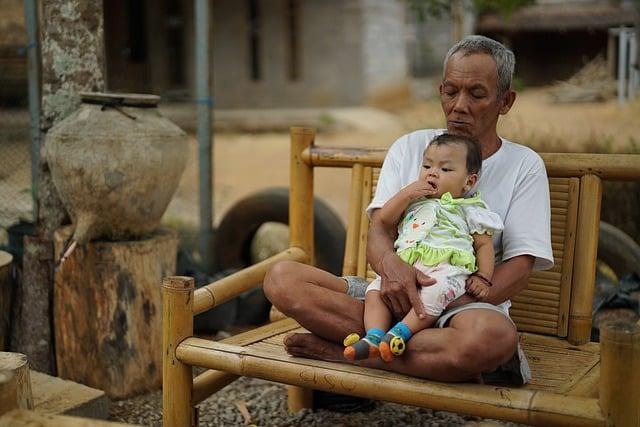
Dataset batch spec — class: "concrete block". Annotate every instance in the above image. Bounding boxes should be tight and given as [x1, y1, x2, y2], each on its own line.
[31, 371, 109, 420]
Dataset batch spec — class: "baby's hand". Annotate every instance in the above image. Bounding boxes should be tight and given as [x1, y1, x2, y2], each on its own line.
[402, 179, 438, 200]
[465, 275, 490, 301]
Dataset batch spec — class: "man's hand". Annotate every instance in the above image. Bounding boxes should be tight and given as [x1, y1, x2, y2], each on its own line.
[379, 252, 436, 319]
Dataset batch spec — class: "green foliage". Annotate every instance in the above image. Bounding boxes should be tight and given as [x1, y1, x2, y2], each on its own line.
[406, 0, 534, 21]
[474, 0, 534, 17]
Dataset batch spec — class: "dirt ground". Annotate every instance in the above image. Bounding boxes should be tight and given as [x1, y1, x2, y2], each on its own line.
[163, 87, 640, 234]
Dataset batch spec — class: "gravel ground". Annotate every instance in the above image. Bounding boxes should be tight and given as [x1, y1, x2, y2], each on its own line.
[110, 376, 522, 427]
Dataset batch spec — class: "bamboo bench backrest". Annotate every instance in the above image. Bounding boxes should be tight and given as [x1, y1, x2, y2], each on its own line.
[341, 166, 582, 339]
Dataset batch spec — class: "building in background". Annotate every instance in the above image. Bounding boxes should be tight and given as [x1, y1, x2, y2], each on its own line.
[0, 0, 27, 106]
[476, 0, 639, 86]
[105, 0, 409, 108]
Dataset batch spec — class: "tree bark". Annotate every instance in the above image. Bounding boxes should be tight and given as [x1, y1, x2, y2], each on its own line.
[53, 226, 178, 398]
[0, 352, 33, 417]
[10, 236, 55, 374]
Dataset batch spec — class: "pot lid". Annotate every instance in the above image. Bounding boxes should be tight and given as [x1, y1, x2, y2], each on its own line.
[80, 92, 160, 107]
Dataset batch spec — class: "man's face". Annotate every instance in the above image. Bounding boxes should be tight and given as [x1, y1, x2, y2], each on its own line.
[439, 52, 514, 143]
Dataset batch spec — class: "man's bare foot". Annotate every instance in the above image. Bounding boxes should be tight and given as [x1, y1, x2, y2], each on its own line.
[283, 333, 345, 362]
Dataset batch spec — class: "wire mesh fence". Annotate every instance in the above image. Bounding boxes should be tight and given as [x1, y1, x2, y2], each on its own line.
[0, 67, 34, 248]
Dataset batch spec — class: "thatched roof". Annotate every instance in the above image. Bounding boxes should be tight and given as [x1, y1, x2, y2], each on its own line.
[0, 0, 26, 47]
[477, 1, 639, 33]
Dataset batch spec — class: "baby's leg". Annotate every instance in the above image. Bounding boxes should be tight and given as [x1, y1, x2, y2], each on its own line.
[379, 263, 465, 362]
[343, 287, 391, 361]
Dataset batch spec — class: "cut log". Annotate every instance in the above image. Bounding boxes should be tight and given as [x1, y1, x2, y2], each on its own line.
[10, 236, 55, 374]
[0, 252, 12, 351]
[53, 226, 178, 398]
[0, 352, 33, 417]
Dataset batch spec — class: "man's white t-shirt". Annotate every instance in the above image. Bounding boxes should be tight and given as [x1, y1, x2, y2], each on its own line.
[367, 129, 554, 313]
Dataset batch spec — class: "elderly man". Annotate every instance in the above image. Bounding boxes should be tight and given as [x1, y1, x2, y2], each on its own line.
[263, 35, 553, 384]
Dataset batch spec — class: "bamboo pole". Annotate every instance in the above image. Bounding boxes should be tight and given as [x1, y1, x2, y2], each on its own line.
[176, 338, 604, 427]
[599, 320, 640, 426]
[302, 146, 387, 168]
[342, 165, 364, 276]
[356, 167, 373, 277]
[288, 127, 316, 412]
[193, 247, 307, 315]
[162, 277, 195, 427]
[568, 175, 602, 345]
[289, 127, 315, 259]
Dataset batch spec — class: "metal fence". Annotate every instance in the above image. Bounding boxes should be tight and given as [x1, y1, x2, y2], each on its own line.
[0, 103, 34, 245]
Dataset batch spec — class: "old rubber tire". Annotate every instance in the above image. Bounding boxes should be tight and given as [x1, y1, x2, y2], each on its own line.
[216, 188, 345, 275]
[598, 221, 640, 277]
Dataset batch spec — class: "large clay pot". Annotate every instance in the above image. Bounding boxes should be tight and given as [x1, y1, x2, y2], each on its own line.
[45, 92, 188, 243]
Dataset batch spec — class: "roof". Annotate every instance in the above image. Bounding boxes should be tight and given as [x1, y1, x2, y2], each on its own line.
[477, 1, 639, 33]
[0, 0, 26, 47]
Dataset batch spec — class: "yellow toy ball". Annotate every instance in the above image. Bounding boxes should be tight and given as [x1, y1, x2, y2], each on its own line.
[389, 336, 406, 356]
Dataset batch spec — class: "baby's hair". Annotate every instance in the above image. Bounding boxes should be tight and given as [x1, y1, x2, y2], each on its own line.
[428, 133, 482, 175]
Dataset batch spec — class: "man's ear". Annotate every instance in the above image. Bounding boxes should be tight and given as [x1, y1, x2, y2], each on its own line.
[499, 89, 516, 115]
[464, 174, 478, 192]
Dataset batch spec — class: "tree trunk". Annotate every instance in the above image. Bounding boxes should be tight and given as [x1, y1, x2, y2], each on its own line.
[52, 226, 178, 398]
[0, 352, 33, 417]
[0, 252, 13, 351]
[10, 237, 55, 374]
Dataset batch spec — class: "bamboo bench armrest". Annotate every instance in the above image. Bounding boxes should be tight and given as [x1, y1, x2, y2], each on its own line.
[193, 246, 308, 315]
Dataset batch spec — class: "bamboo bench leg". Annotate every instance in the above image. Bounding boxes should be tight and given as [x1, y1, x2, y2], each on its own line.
[599, 320, 640, 426]
[287, 386, 313, 412]
[163, 276, 195, 427]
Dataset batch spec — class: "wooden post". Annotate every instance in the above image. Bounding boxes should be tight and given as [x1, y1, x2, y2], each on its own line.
[162, 276, 195, 427]
[599, 320, 640, 426]
[568, 175, 601, 345]
[0, 352, 33, 417]
[287, 127, 315, 412]
[0, 252, 12, 351]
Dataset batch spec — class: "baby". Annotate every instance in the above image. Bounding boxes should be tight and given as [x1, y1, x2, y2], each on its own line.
[344, 133, 504, 362]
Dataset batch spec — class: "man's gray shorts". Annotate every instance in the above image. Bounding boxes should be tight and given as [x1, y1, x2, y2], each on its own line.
[343, 276, 531, 385]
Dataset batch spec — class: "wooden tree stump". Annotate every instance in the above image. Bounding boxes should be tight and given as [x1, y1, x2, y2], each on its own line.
[53, 226, 178, 399]
[0, 252, 12, 351]
[0, 352, 33, 417]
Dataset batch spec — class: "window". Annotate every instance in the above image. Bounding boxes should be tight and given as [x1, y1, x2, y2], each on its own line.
[285, 0, 301, 81]
[248, 0, 262, 81]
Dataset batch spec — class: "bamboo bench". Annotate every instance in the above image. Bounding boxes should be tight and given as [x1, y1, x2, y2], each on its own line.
[162, 127, 640, 427]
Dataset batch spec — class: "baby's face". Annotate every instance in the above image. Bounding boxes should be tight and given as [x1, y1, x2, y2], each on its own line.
[419, 143, 475, 198]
